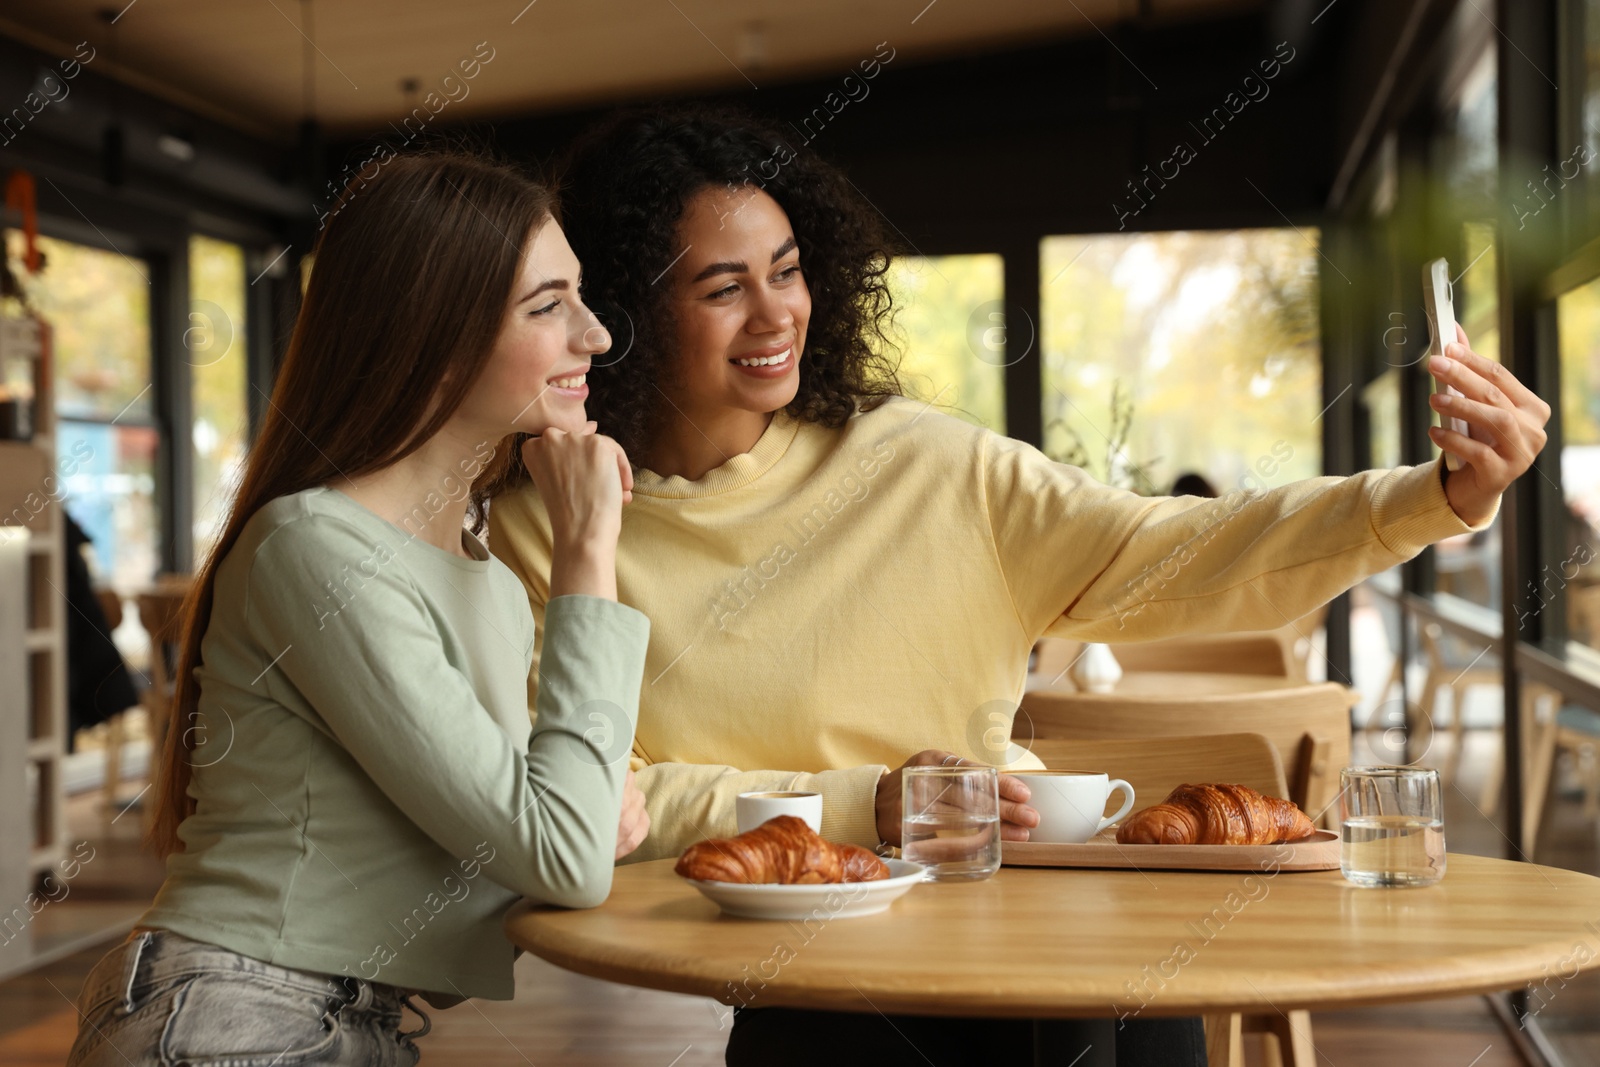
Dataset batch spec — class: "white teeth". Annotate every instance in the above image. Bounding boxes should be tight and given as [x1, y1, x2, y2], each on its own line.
[733, 348, 791, 367]
[550, 374, 586, 389]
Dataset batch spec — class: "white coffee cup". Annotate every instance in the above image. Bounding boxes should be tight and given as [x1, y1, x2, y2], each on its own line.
[736, 790, 823, 834]
[1011, 771, 1135, 844]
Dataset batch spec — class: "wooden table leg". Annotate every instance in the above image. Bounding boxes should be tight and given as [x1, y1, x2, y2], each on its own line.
[1265, 1010, 1316, 1067]
[1204, 1013, 1242, 1067]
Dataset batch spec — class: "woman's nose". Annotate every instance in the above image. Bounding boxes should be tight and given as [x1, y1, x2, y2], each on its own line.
[578, 308, 611, 354]
[750, 287, 794, 332]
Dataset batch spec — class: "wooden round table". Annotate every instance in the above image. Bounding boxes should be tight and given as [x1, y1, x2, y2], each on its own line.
[506, 854, 1600, 1019]
[1026, 671, 1290, 696]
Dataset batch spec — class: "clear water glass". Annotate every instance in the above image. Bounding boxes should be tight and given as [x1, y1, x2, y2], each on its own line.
[1339, 766, 1446, 887]
[902, 765, 1002, 882]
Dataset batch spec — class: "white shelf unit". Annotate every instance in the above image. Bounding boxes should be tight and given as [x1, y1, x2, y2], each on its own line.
[0, 313, 66, 887]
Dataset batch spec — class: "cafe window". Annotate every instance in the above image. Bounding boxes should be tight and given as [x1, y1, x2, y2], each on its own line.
[4, 230, 158, 589]
[883, 254, 1006, 432]
[1039, 229, 1322, 496]
[1557, 276, 1600, 649]
[188, 235, 249, 564]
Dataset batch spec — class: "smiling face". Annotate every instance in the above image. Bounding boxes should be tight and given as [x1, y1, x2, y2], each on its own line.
[663, 185, 811, 427]
[454, 218, 610, 438]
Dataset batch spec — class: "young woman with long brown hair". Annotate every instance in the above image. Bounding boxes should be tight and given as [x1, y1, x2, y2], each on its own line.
[482, 107, 1549, 1066]
[65, 151, 651, 1066]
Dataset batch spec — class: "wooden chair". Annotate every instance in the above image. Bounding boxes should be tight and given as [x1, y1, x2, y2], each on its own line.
[1019, 682, 1357, 827]
[1031, 603, 1327, 687]
[1415, 623, 1499, 787]
[93, 587, 132, 810]
[1025, 733, 1309, 1067]
[1482, 684, 1600, 853]
[134, 577, 192, 819]
[1365, 620, 1500, 784]
[1031, 637, 1082, 683]
[1107, 632, 1295, 678]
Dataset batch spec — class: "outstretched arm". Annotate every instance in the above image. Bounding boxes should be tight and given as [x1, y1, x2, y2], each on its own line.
[986, 331, 1547, 643]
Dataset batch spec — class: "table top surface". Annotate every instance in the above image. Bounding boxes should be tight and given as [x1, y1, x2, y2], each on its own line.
[505, 853, 1600, 1018]
[1025, 670, 1292, 697]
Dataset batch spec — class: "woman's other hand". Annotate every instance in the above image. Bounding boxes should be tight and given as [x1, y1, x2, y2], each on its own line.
[616, 769, 650, 860]
[873, 749, 1038, 847]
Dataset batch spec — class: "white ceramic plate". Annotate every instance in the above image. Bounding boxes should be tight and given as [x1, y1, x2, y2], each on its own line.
[684, 859, 926, 920]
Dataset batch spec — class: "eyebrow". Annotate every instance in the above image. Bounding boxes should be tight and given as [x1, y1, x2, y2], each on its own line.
[516, 274, 579, 304]
[688, 236, 798, 284]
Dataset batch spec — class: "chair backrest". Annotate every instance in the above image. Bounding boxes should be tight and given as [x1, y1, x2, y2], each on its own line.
[1569, 586, 1600, 646]
[94, 587, 124, 632]
[1018, 681, 1355, 823]
[1419, 621, 1499, 675]
[1024, 734, 1290, 819]
[136, 583, 191, 692]
[1108, 633, 1295, 677]
[1031, 638, 1082, 682]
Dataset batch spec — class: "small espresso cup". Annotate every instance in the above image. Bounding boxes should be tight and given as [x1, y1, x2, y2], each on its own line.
[1011, 771, 1135, 843]
[736, 790, 823, 834]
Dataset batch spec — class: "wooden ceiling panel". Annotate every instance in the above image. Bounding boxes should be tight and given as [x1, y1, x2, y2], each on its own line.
[0, 0, 1260, 136]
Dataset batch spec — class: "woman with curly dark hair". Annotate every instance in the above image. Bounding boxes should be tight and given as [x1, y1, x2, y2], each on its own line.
[480, 106, 1546, 1066]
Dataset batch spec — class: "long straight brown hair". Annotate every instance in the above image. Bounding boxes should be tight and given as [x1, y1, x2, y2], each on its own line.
[148, 151, 554, 857]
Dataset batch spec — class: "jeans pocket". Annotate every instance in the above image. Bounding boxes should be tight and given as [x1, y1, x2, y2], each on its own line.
[70, 972, 195, 1067]
[159, 973, 342, 1066]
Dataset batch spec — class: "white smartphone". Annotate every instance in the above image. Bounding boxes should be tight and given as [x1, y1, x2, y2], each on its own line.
[1423, 257, 1469, 471]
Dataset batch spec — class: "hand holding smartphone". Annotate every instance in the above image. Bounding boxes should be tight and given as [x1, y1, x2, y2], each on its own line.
[1423, 258, 1469, 472]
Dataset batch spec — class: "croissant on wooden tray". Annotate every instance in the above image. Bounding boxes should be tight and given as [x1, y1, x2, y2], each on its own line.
[675, 815, 890, 884]
[1115, 783, 1317, 845]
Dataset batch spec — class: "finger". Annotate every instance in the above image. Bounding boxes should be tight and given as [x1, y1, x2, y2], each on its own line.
[1429, 392, 1544, 470]
[1427, 391, 1509, 447]
[1437, 342, 1545, 414]
[615, 446, 633, 496]
[1431, 351, 1508, 410]
[998, 774, 1032, 803]
[1000, 823, 1031, 843]
[1000, 800, 1039, 828]
[909, 829, 1000, 860]
[1429, 424, 1506, 473]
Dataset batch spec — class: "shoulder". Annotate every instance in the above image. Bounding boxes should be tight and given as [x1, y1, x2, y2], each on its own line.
[838, 395, 997, 468]
[224, 489, 413, 595]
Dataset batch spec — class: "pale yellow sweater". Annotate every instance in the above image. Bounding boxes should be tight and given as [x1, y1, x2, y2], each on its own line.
[490, 397, 1494, 863]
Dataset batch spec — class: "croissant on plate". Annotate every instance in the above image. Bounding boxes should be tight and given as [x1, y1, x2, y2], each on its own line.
[1115, 783, 1316, 845]
[675, 815, 890, 884]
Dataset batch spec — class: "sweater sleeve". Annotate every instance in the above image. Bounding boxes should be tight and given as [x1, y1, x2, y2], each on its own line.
[982, 434, 1498, 642]
[246, 516, 650, 909]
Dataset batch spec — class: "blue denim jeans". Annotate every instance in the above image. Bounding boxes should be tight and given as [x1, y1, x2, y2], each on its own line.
[66, 929, 432, 1066]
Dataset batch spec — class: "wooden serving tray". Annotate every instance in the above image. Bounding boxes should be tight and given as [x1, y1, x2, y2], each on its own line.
[1002, 829, 1341, 872]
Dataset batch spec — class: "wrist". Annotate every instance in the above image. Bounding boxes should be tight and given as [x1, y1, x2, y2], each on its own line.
[549, 538, 618, 601]
[1441, 465, 1493, 527]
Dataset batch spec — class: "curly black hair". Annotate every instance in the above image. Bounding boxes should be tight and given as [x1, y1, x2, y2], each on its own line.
[473, 103, 905, 508]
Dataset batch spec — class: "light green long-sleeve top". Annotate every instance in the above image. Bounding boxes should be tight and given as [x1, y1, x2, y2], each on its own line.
[140, 487, 650, 1000]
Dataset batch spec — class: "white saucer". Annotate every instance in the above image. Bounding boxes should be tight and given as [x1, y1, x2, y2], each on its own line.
[684, 859, 926, 920]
